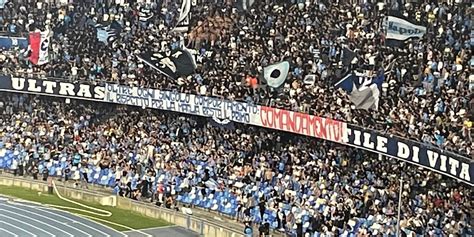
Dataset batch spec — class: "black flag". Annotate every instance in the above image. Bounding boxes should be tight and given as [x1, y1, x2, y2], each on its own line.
[138, 49, 197, 79]
[341, 47, 356, 66]
[139, 7, 154, 23]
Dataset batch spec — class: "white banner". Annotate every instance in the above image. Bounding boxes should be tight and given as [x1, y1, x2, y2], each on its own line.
[37, 31, 51, 65]
[104, 83, 260, 125]
[386, 16, 426, 41]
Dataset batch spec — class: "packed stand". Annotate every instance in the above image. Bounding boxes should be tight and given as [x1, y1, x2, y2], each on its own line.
[0, 94, 472, 236]
[1, 0, 473, 157]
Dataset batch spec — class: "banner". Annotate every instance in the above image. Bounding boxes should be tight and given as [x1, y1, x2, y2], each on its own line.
[259, 106, 347, 143]
[386, 15, 426, 42]
[0, 76, 106, 101]
[28, 31, 51, 65]
[0, 75, 471, 186]
[104, 83, 258, 125]
[37, 31, 51, 65]
[344, 125, 473, 185]
[0, 36, 28, 49]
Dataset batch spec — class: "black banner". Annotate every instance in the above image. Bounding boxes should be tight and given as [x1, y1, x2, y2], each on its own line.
[0, 75, 106, 101]
[345, 124, 473, 185]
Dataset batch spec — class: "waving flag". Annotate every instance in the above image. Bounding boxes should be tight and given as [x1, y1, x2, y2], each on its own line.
[335, 71, 384, 111]
[341, 47, 357, 66]
[261, 61, 290, 88]
[139, 7, 154, 23]
[28, 30, 51, 65]
[28, 32, 40, 64]
[385, 14, 426, 47]
[138, 48, 197, 79]
[96, 24, 120, 44]
[174, 0, 192, 31]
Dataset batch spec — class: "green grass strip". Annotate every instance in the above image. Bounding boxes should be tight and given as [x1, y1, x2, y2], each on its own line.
[0, 185, 170, 231]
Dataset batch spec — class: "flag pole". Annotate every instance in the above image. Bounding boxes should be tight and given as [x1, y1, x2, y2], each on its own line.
[396, 176, 403, 236]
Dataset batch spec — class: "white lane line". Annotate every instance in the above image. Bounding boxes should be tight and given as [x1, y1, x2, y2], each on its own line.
[37, 207, 126, 237]
[0, 208, 72, 237]
[0, 214, 55, 237]
[0, 204, 78, 237]
[0, 227, 19, 237]
[0, 220, 37, 237]
[122, 225, 177, 233]
[76, 213, 149, 237]
[8, 202, 104, 237]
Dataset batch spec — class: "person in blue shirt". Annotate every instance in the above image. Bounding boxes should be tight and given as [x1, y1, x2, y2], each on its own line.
[8, 21, 17, 36]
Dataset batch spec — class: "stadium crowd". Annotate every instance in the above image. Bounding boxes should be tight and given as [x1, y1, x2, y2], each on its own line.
[0, 0, 472, 158]
[0, 93, 472, 236]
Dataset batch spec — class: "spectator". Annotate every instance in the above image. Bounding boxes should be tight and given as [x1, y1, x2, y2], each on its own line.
[0, 93, 471, 236]
[0, 0, 471, 157]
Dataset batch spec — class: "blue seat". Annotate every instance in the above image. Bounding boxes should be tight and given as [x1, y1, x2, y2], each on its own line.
[112, 186, 120, 194]
[192, 196, 201, 206]
[197, 198, 206, 208]
[183, 194, 192, 204]
[204, 199, 213, 209]
[271, 221, 278, 229]
[100, 175, 108, 186]
[90, 171, 98, 183]
[108, 176, 115, 186]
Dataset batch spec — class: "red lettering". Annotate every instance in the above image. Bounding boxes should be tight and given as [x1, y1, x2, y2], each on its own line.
[293, 112, 302, 134]
[260, 107, 267, 126]
[276, 109, 282, 129]
[275, 108, 280, 128]
[307, 115, 318, 137]
[321, 118, 329, 139]
[333, 121, 341, 142]
[290, 111, 297, 132]
[259, 107, 347, 143]
[328, 119, 334, 140]
[300, 114, 309, 136]
[267, 108, 274, 128]
[281, 110, 289, 131]
[269, 108, 279, 128]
